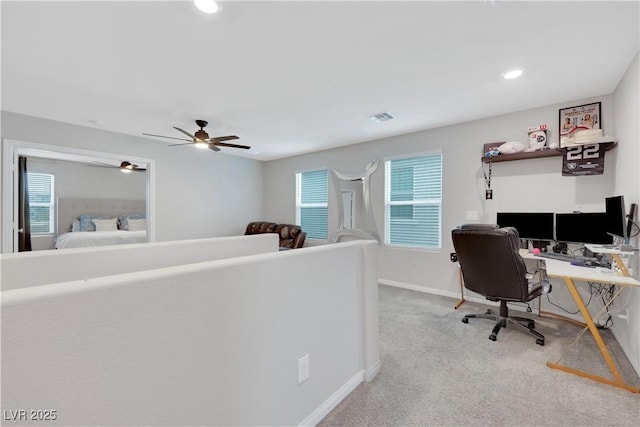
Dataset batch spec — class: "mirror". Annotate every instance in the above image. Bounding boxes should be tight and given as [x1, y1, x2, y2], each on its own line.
[2, 139, 154, 253]
[329, 159, 380, 243]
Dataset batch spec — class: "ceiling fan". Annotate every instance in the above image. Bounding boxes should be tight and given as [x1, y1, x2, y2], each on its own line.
[143, 120, 250, 151]
[89, 161, 146, 173]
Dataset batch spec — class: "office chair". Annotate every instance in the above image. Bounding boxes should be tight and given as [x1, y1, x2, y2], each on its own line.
[451, 224, 547, 346]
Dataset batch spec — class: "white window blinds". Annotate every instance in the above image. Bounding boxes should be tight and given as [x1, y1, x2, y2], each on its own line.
[296, 169, 328, 240]
[385, 154, 442, 249]
[27, 172, 55, 234]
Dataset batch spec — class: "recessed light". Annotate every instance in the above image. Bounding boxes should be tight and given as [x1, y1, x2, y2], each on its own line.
[194, 0, 220, 14]
[503, 69, 523, 80]
[369, 112, 395, 122]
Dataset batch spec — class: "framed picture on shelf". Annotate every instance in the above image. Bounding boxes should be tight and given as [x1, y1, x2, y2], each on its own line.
[559, 102, 601, 146]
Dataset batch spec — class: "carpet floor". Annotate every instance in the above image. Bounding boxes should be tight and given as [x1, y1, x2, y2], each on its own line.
[318, 284, 640, 427]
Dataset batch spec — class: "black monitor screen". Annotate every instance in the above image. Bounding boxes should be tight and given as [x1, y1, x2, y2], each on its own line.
[605, 195, 627, 240]
[496, 212, 554, 240]
[555, 213, 613, 245]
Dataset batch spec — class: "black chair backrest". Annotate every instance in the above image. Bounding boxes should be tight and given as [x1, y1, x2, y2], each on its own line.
[451, 224, 529, 302]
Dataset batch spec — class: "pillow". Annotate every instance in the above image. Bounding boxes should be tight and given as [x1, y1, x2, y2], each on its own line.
[92, 218, 118, 232]
[127, 218, 147, 231]
[498, 141, 526, 154]
[118, 214, 146, 231]
[93, 218, 118, 231]
[79, 214, 102, 231]
[71, 219, 81, 232]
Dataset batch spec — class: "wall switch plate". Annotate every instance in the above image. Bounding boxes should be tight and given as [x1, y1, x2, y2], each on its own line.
[298, 354, 310, 384]
[466, 210, 478, 221]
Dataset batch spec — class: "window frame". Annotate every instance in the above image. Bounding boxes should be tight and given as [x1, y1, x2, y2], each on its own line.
[27, 172, 55, 235]
[295, 168, 329, 241]
[384, 151, 443, 250]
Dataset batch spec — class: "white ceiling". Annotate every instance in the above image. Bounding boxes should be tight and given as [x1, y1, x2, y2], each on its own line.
[2, 1, 639, 161]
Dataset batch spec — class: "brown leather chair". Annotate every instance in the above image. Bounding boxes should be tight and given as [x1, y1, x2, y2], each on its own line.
[244, 221, 307, 249]
[275, 224, 307, 249]
[451, 224, 548, 346]
[245, 221, 277, 235]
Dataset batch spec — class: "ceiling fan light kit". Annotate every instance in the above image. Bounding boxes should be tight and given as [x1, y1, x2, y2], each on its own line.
[88, 160, 146, 173]
[143, 119, 251, 152]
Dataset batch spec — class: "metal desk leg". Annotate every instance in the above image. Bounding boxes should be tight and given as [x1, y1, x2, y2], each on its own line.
[454, 267, 465, 309]
[547, 277, 640, 393]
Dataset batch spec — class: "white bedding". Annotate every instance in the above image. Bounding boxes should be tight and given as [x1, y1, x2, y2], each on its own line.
[55, 231, 147, 249]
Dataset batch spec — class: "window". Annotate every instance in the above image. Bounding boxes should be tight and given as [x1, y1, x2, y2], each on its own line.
[385, 153, 442, 249]
[27, 172, 55, 234]
[296, 169, 328, 240]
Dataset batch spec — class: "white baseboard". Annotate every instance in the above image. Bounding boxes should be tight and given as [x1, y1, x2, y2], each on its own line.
[379, 278, 461, 300]
[298, 371, 363, 427]
[364, 359, 381, 382]
[378, 278, 532, 312]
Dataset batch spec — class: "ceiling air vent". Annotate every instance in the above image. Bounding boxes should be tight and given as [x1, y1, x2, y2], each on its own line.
[369, 112, 395, 122]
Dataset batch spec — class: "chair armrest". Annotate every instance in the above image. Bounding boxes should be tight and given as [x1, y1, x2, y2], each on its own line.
[527, 262, 552, 295]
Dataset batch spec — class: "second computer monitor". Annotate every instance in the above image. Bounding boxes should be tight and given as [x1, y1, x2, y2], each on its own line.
[605, 195, 628, 241]
[555, 212, 613, 245]
[496, 212, 554, 240]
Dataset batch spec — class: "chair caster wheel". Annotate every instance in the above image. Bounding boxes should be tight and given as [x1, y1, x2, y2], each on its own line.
[489, 334, 497, 341]
[462, 318, 469, 324]
[536, 339, 545, 346]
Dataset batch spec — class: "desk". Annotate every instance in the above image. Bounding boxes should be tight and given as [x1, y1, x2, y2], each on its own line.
[533, 255, 640, 393]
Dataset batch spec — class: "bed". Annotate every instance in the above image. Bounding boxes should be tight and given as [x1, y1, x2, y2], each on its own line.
[54, 198, 147, 249]
[55, 230, 147, 249]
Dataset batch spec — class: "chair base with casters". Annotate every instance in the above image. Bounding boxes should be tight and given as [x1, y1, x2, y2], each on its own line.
[462, 300, 545, 346]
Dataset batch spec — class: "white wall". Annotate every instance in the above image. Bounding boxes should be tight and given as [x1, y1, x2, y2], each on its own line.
[1, 111, 265, 243]
[611, 52, 640, 374]
[28, 157, 146, 200]
[1, 240, 379, 426]
[1, 233, 279, 291]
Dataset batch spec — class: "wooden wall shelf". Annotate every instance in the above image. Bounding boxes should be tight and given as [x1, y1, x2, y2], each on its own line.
[481, 149, 562, 163]
[481, 142, 617, 163]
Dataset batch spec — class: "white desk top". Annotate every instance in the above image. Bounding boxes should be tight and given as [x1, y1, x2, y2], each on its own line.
[519, 249, 640, 287]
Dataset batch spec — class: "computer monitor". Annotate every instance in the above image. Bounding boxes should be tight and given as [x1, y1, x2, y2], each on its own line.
[626, 203, 637, 239]
[605, 195, 627, 241]
[496, 212, 554, 240]
[555, 212, 613, 245]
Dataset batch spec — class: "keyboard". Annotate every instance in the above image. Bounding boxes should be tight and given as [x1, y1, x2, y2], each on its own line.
[536, 252, 576, 262]
[535, 252, 609, 267]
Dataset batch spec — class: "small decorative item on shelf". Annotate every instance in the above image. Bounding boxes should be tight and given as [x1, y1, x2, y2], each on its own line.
[498, 141, 526, 154]
[483, 141, 505, 158]
[526, 124, 548, 151]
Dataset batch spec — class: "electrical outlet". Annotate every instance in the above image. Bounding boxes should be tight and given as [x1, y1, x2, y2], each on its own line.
[298, 354, 310, 384]
[466, 210, 479, 221]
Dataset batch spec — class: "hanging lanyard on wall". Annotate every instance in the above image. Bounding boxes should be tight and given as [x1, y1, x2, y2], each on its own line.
[482, 156, 493, 200]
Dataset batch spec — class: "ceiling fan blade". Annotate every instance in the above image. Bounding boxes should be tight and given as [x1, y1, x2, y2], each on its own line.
[208, 135, 239, 142]
[167, 142, 195, 147]
[212, 141, 251, 150]
[142, 133, 192, 142]
[173, 127, 198, 140]
[91, 161, 119, 167]
[208, 144, 221, 152]
[87, 164, 117, 169]
[134, 168, 147, 172]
